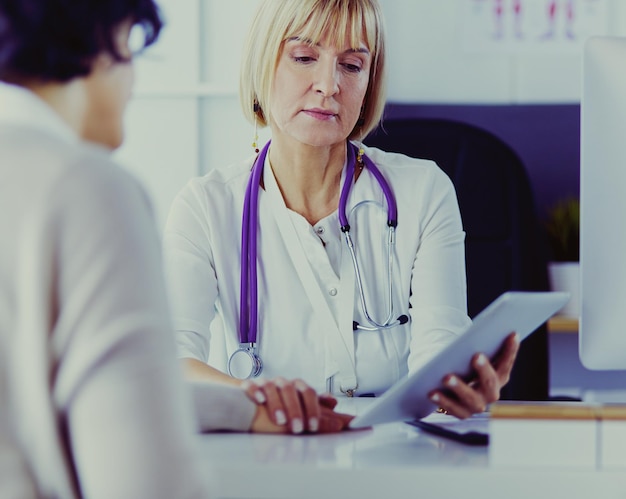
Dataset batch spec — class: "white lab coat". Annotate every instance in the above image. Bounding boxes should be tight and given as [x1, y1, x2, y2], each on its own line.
[164, 143, 472, 395]
[0, 82, 256, 499]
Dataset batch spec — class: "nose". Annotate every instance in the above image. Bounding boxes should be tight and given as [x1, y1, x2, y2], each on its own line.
[313, 58, 339, 97]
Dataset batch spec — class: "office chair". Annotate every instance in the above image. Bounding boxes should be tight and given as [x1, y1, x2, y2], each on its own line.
[365, 117, 550, 401]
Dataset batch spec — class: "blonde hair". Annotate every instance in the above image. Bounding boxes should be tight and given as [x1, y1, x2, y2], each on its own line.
[240, 0, 386, 140]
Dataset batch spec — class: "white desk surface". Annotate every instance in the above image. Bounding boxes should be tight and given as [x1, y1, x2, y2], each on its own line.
[196, 398, 626, 499]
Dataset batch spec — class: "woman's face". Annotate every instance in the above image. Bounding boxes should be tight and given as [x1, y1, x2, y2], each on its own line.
[82, 21, 135, 149]
[268, 34, 371, 148]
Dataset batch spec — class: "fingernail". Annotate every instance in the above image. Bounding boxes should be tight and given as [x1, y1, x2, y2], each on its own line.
[447, 376, 458, 387]
[513, 333, 520, 343]
[254, 391, 266, 404]
[476, 354, 487, 366]
[430, 393, 440, 402]
[309, 417, 319, 432]
[291, 418, 303, 434]
[275, 410, 287, 425]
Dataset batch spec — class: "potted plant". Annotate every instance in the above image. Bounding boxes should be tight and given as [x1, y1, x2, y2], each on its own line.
[544, 197, 580, 317]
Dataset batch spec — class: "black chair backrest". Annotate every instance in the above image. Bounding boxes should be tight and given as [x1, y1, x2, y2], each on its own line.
[365, 118, 550, 400]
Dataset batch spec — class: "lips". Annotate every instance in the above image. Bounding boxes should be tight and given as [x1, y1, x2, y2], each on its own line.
[302, 108, 337, 120]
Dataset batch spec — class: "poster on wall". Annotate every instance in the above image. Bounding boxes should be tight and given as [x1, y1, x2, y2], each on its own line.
[461, 0, 609, 53]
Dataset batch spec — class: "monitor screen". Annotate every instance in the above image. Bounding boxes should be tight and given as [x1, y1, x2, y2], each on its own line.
[580, 36, 626, 369]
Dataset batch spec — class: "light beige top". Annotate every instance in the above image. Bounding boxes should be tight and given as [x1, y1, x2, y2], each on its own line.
[0, 83, 255, 499]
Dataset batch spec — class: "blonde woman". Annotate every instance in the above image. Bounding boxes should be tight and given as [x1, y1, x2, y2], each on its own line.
[164, 0, 519, 433]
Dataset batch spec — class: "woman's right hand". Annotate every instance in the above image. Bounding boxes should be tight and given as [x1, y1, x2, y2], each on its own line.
[242, 377, 353, 434]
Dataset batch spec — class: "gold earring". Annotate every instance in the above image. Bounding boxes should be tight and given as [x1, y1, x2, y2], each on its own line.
[252, 100, 260, 154]
[357, 143, 365, 169]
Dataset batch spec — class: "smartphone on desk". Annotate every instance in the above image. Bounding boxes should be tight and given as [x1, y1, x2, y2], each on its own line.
[407, 411, 490, 446]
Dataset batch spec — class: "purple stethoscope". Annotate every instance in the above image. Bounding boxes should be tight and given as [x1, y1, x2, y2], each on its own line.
[227, 140, 409, 379]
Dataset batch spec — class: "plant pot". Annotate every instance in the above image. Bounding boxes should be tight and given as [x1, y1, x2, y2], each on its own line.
[547, 261, 580, 317]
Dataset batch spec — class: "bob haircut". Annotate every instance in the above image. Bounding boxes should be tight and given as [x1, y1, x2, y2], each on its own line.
[0, 0, 163, 83]
[240, 0, 387, 141]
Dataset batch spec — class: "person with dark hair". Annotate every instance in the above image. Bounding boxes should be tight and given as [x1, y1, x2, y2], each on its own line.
[0, 0, 352, 497]
[0, 2, 213, 497]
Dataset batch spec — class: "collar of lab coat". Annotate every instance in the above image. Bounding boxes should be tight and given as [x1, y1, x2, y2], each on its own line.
[260, 141, 383, 217]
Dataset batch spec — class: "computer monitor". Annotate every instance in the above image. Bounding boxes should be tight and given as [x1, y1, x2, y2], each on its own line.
[580, 36, 626, 369]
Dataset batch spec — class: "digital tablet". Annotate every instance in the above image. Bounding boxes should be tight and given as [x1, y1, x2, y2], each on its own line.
[349, 291, 570, 428]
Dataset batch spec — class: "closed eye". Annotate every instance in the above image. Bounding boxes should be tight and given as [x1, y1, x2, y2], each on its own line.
[341, 63, 362, 73]
[293, 56, 316, 64]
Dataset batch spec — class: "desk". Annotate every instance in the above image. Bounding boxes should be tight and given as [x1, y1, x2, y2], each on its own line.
[196, 399, 626, 499]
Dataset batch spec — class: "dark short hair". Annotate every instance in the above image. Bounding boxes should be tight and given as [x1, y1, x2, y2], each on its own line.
[0, 0, 163, 83]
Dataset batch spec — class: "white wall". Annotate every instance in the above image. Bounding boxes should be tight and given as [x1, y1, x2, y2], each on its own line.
[115, 0, 626, 228]
[382, 0, 626, 103]
[115, 0, 268, 228]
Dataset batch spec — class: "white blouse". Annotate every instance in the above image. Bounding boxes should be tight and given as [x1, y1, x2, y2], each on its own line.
[164, 144, 472, 396]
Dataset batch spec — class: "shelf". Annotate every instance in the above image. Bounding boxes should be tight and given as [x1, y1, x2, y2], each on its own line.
[547, 315, 579, 334]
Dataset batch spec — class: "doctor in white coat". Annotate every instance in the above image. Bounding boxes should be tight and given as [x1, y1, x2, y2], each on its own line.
[164, 0, 520, 434]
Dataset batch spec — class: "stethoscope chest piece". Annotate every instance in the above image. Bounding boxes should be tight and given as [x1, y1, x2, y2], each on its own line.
[228, 344, 263, 379]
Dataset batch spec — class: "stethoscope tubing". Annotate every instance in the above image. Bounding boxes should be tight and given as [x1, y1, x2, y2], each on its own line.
[338, 144, 398, 230]
[239, 140, 270, 344]
[339, 144, 400, 330]
[237, 140, 406, 362]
